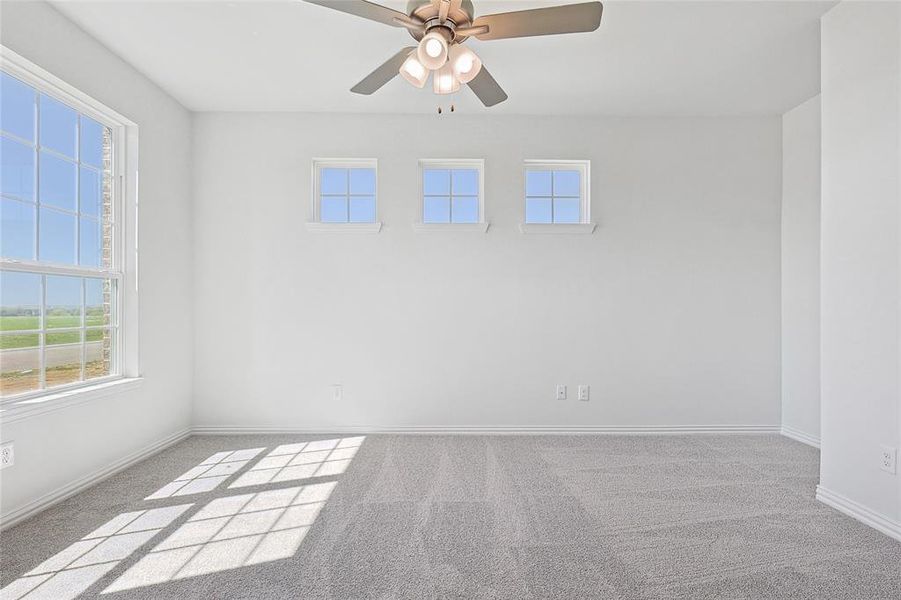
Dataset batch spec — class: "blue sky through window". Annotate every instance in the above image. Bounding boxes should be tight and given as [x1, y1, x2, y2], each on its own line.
[423, 168, 479, 224]
[1, 72, 108, 269]
[1, 72, 110, 318]
[319, 166, 376, 223]
[525, 169, 582, 224]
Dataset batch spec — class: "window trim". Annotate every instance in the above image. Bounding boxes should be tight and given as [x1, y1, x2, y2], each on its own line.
[521, 159, 595, 233]
[0, 46, 140, 408]
[307, 158, 381, 232]
[415, 158, 488, 231]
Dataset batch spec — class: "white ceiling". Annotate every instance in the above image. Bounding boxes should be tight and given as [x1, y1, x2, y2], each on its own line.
[49, 0, 833, 115]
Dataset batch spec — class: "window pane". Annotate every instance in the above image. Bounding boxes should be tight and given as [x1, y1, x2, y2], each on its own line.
[0, 332, 40, 396]
[39, 151, 77, 211]
[423, 169, 449, 195]
[46, 275, 82, 329]
[39, 94, 77, 158]
[79, 217, 102, 267]
[45, 330, 82, 388]
[451, 169, 478, 196]
[423, 196, 450, 223]
[85, 278, 112, 328]
[525, 197, 552, 223]
[1, 198, 35, 260]
[85, 327, 114, 380]
[553, 170, 581, 197]
[451, 196, 479, 223]
[320, 168, 346, 195]
[80, 117, 104, 168]
[0, 271, 40, 331]
[0, 72, 35, 142]
[320, 195, 348, 223]
[349, 196, 376, 223]
[553, 197, 581, 223]
[39, 208, 76, 264]
[349, 168, 375, 195]
[526, 170, 552, 197]
[79, 166, 102, 217]
[1, 136, 35, 200]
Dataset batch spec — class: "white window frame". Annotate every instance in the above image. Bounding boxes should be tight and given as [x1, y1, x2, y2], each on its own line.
[306, 158, 381, 233]
[414, 158, 488, 233]
[0, 46, 141, 415]
[520, 159, 596, 234]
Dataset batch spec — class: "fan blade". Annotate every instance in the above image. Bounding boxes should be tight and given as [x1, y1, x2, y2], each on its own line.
[467, 66, 508, 107]
[438, 0, 450, 24]
[351, 47, 416, 95]
[392, 16, 426, 33]
[472, 1, 603, 41]
[454, 25, 489, 37]
[303, 0, 411, 28]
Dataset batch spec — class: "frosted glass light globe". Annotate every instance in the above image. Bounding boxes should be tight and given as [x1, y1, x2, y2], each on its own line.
[417, 31, 449, 70]
[448, 45, 482, 84]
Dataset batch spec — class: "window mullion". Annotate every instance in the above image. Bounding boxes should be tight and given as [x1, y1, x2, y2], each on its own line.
[80, 277, 85, 382]
[550, 170, 556, 224]
[448, 170, 454, 223]
[39, 274, 46, 390]
[345, 169, 350, 223]
[33, 89, 40, 261]
[75, 114, 82, 266]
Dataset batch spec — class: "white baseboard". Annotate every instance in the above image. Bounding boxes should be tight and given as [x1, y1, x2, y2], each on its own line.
[780, 425, 821, 448]
[816, 485, 901, 542]
[0, 427, 190, 531]
[191, 424, 781, 435]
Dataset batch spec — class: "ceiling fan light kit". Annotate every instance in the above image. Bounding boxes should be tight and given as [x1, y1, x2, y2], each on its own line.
[304, 0, 604, 107]
[417, 30, 451, 70]
[433, 62, 461, 94]
[400, 51, 429, 88]
[448, 44, 481, 84]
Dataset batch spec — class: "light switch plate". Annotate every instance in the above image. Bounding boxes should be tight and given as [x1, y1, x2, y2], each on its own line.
[556, 385, 567, 400]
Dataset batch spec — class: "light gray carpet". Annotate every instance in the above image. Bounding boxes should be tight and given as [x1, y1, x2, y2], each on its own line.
[1, 434, 900, 599]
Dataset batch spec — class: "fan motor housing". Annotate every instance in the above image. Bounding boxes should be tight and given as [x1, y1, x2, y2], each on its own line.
[406, 0, 475, 41]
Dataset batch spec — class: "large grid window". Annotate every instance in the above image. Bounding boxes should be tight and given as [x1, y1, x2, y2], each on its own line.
[1, 70, 120, 399]
[420, 159, 484, 224]
[524, 161, 590, 224]
[312, 160, 377, 224]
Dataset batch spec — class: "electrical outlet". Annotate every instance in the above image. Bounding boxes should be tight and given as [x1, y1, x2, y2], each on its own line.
[578, 385, 590, 401]
[556, 384, 567, 400]
[880, 445, 897, 474]
[1, 442, 14, 470]
[331, 384, 343, 402]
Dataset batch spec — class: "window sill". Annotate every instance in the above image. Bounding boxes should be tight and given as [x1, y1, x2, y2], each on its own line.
[519, 223, 597, 235]
[412, 222, 490, 233]
[305, 222, 382, 233]
[0, 377, 144, 424]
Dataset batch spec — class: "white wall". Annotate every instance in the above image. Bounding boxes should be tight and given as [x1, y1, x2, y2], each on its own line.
[0, 2, 194, 521]
[819, 0, 901, 530]
[781, 96, 821, 444]
[192, 113, 782, 430]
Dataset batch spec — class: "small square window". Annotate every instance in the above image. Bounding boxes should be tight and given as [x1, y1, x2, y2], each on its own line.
[312, 160, 378, 225]
[524, 161, 590, 225]
[419, 160, 484, 225]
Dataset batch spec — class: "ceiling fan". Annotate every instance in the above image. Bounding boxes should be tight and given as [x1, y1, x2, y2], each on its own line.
[303, 0, 604, 107]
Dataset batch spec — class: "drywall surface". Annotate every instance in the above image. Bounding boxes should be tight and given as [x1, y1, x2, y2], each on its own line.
[192, 113, 782, 430]
[819, 1, 901, 523]
[781, 95, 821, 444]
[0, 1, 193, 521]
